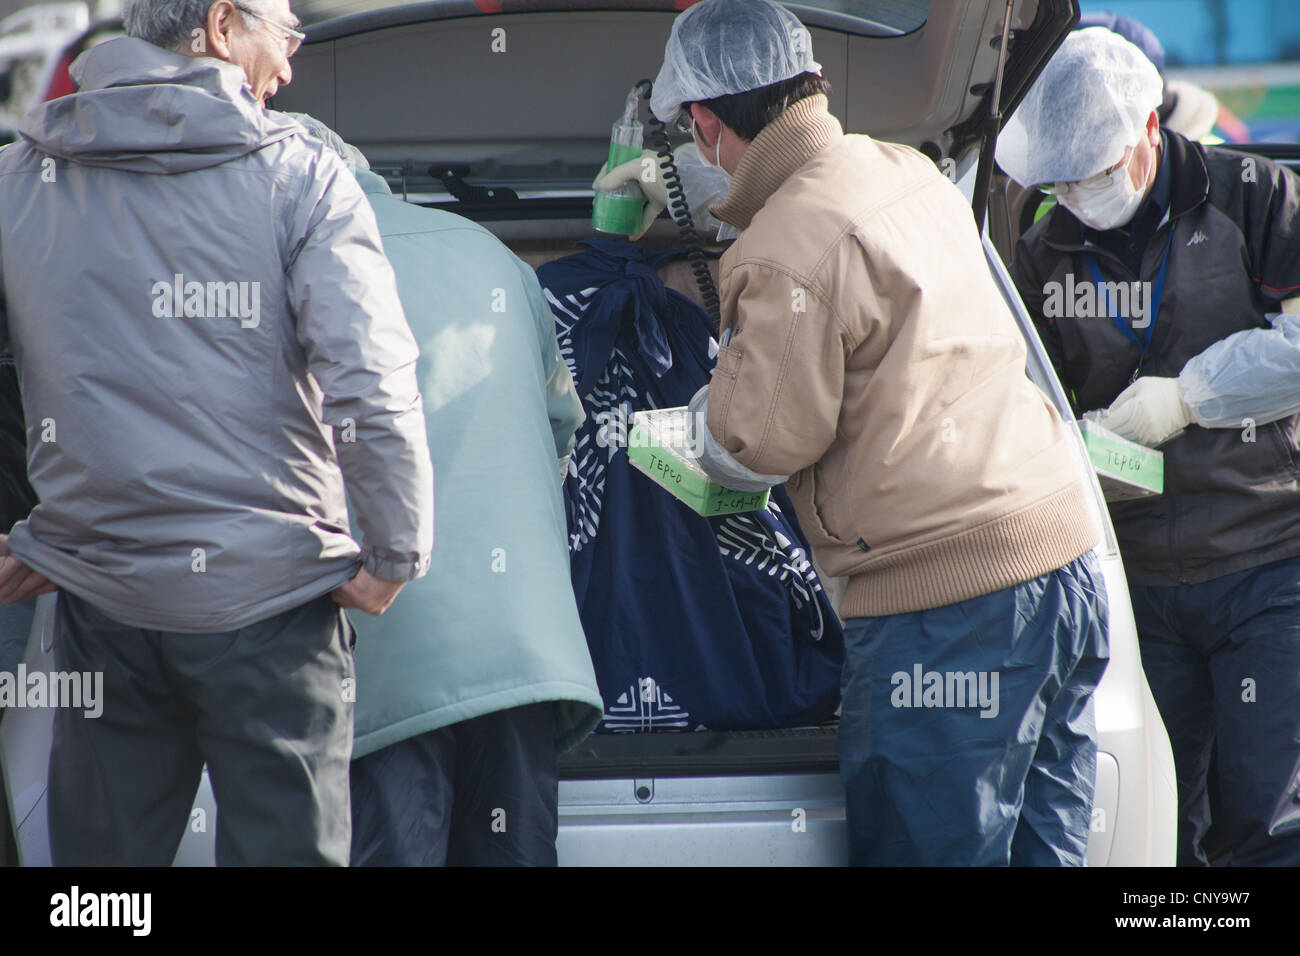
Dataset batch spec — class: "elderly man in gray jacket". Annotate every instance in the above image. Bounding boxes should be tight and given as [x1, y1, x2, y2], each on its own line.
[0, 0, 433, 865]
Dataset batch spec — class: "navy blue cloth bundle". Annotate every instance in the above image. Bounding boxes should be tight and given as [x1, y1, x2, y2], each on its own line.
[539, 238, 843, 733]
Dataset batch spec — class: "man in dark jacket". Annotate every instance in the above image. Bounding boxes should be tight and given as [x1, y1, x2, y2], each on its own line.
[1001, 28, 1300, 866]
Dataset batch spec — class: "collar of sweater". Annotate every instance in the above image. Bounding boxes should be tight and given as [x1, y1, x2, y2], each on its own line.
[709, 93, 844, 230]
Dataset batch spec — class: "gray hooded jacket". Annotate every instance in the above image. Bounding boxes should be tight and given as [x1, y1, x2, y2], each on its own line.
[0, 37, 433, 632]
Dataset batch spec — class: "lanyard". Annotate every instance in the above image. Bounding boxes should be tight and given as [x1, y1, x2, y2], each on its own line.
[1084, 229, 1174, 381]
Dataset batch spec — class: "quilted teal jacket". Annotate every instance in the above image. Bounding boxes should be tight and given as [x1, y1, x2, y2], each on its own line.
[349, 169, 601, 757]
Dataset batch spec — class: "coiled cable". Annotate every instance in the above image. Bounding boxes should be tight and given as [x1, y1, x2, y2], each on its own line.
[635, 79, 722, 333]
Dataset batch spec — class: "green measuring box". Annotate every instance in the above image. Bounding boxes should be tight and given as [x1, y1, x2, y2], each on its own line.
[627, 408, 771, 516]
[1079, 419, 1164, 501]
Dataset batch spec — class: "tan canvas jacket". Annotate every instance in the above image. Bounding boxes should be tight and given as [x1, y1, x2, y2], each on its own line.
[705, 95, 1100, 617]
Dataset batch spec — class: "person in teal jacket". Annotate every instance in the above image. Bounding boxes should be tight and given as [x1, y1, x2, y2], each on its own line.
[289, 115, 602, 866]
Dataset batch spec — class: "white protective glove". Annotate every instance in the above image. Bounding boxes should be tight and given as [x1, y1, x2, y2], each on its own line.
[593, 149, 671, 240]
[1097, 376, 1193, 447]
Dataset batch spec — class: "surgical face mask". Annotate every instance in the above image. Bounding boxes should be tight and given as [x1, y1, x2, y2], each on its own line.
[676, 141, 741, 241]
[1053, 148, 1146, 231]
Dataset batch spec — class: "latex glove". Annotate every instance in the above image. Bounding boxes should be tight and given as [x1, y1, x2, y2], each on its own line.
[593, 149, 671, 239]
[1099, 376, 1193, 447]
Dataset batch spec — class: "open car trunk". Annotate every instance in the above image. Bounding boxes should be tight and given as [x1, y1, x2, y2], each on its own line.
[280, 0, 1077, 217]
[273, 0, 1079, 313]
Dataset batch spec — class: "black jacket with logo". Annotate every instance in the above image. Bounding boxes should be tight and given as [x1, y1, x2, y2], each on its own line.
[1011, 130, 1300, 586]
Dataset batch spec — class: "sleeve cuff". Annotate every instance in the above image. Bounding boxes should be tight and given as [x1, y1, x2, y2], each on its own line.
[362, 546, 432, 582]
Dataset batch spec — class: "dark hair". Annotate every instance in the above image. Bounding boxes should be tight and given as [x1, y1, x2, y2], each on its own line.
[691, 72, 831, 142]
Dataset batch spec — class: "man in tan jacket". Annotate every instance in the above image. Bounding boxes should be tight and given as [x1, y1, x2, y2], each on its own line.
[601, 0, 1109, 865]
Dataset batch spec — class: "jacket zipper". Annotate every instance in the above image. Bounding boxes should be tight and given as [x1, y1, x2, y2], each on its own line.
[1167, 490, 1186, 584]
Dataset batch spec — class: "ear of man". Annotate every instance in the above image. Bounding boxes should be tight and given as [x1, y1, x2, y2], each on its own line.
[196, 0, 239, 60]
[689, 103, 725, 150]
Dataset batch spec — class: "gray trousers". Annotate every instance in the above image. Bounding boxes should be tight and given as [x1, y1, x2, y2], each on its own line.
[48, 591, 355, 866]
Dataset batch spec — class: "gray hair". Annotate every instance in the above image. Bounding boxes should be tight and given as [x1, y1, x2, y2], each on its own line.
[124, 0, 273, 51]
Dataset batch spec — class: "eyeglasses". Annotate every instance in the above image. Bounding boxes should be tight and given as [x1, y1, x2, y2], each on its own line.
[232, 3, 305, 56]
[1037, 148, 1135, 199]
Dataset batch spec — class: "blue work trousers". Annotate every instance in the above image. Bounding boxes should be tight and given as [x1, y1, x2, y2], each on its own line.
[1131, 554, 1300, 866]
[839, 550, 1109, 865]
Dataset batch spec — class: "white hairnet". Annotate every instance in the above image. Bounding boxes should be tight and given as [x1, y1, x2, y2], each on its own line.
[650, 0, 822, 126]
[997, 27, 1163, 187]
